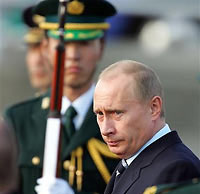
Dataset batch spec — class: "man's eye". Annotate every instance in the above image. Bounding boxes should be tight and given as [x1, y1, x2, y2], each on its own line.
[80, 40, 90, 46]
[114, 111, 122, 115]
[95, 111, 103, 116]
[112, 111, 123, 119]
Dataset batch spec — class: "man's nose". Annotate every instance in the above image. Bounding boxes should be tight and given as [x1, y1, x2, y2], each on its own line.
[100, 118, 115, 137]
[65, 43, 80, 60]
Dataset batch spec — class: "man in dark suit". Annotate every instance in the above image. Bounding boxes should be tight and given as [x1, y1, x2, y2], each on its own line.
[4, 0, 119, 194]
[93, 60, 200, 194]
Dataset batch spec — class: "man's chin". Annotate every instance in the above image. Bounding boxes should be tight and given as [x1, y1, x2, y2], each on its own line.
[108, 147, 124, 158]
[64, 82, 82, 89]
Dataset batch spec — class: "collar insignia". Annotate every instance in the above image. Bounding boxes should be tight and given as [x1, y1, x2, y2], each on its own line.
[41, 97, 50, 109]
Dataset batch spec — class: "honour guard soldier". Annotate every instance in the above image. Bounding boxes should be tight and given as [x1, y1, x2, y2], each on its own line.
[23, 6, 52, 95]
[4, 0, 119, 194]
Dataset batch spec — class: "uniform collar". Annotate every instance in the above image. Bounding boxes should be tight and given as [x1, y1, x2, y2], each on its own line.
[61, 84, 95, 129]
[126, 123, 171, 166]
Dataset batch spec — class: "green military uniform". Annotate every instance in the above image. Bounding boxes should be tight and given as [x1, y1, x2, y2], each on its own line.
[5, 0, 119, 194]
[143, 178, 200, 194]
[5, 91, 119, 194]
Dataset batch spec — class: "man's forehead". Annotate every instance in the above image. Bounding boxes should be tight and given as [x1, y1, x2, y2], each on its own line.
[94, 78, 142, 110]
[94, 101, 122, 112]
[96, 75, 135, 95]
[94, 91, 135, 110]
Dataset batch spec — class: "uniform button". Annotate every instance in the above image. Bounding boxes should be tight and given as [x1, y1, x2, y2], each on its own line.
[41, 97, 50, 109]
[32, 156, 40, 165]
[63, 160, 70, 170]
[76, 170, 83, 176]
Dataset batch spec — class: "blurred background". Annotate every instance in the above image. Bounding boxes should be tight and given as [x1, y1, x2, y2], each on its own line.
[0, 0, 200, 156]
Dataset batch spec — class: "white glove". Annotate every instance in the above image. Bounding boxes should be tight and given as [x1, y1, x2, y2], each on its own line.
[35, 177, 75, 194]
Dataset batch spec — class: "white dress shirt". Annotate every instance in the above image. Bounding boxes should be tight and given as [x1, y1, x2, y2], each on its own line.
[61, 84, 95, 130]
[123, 124, 171, 167]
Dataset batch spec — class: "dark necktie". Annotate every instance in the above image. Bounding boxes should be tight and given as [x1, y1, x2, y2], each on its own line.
[64, 106, 77, 137]
[113, 162, 126, 188]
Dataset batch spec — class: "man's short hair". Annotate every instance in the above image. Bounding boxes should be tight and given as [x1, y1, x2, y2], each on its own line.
[99, 60, 165, 118]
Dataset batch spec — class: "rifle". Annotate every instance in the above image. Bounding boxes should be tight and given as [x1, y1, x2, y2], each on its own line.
[42, 0, 68, 178]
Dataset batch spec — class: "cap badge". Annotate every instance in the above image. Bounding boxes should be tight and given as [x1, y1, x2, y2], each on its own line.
[67, 0, 84, 15]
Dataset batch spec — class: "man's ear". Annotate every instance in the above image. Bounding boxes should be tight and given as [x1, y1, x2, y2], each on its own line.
[150, 96, 162, 120]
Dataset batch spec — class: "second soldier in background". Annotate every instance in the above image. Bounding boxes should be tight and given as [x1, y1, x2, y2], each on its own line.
[23, 6, 52, 95]
[4, 0, 119, 194]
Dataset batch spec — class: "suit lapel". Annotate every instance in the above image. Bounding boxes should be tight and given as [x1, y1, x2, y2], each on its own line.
[104, 169, 116, 194]
[106, 131, 181, 194]
[111, 156, 144, 194]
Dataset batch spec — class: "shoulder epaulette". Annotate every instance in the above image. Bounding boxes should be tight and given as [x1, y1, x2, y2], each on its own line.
[6, 95, 43, 111]
[87, 138, 119, 184]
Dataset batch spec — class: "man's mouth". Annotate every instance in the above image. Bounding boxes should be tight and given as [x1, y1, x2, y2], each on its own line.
[106, 140, 121, 147]
[66, 66, 81, 73]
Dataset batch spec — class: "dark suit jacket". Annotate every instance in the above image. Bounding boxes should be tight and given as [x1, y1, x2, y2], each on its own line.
[105, 131, 200, 194]
[4, 91, 119, 194]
